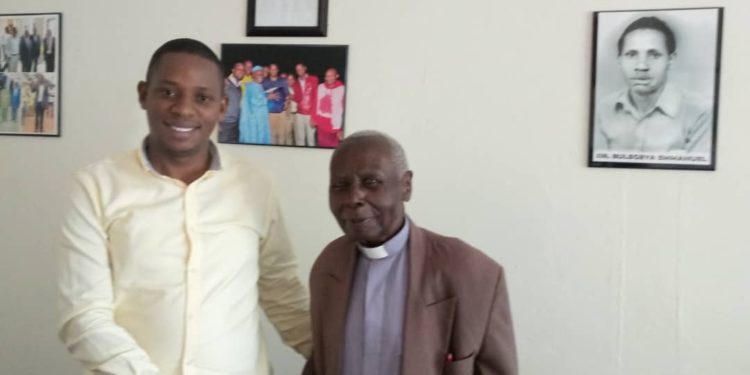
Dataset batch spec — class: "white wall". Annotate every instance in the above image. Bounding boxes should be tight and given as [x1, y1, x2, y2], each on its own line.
[1, 0, 749, 374]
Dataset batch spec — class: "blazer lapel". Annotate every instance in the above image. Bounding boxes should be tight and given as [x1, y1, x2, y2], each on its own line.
[320, 240, 357, 375]
[401, 223, 457, 375]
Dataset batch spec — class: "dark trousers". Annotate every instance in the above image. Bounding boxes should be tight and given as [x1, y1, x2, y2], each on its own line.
[45, 56, 55, 72]
[21, 57, 31, 72]
[35, 104, 45, 132]
[218, 121, 239, 143]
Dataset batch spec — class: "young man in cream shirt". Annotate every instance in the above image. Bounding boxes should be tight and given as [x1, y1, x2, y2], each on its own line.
[57, 38, 311, 375]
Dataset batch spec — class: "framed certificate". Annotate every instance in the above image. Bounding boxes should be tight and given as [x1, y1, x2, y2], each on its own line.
[247, 0, 328, 37]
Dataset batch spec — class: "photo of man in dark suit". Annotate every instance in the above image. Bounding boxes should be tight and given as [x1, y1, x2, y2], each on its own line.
[32, 75, 50, 132]
[19, 27, 33, 72]
[42, 28, 55, 72]
[30, 27, 41, 72]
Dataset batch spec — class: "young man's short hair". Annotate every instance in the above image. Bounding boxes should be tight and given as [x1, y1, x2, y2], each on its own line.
[145, 38, 224, 84]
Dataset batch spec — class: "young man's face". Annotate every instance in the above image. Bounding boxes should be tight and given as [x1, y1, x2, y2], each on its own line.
[618, 28, 674, 96]
[137, 52, 226, 158]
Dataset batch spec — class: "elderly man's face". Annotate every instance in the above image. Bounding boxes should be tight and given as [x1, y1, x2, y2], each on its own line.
[618, 28, 674, 96]
[329, 140, 412, 246]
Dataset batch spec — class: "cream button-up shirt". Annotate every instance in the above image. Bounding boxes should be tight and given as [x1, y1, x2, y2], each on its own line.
[57, 143, 311, 375]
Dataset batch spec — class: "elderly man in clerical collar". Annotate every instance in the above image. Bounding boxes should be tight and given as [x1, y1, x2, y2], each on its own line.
[304, 130, 518, 375]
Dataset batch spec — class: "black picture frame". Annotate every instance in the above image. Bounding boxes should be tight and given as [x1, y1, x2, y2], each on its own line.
[588, 7, 723, 171]
[247, 0, 328, 37]
[0, 12, 62, 137]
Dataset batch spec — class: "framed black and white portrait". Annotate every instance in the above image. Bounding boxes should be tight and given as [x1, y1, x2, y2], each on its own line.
[247, 0, 328, 37]
[588, 7, 723, 170]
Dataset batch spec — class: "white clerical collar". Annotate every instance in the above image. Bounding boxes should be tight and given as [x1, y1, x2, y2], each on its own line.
[357, 244, 388, 260]
[356, 218, 410, 260]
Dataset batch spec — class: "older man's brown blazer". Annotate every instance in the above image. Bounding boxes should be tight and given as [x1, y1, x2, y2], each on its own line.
[303, 221, 518, 375]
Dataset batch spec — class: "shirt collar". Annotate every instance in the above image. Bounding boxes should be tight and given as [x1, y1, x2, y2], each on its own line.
[652, 83, 681, 118]
[227, 75, 241, 87]
[138, 137, 222, 174]
[357, 217, 410, 260]
[614, 83, 681, 118]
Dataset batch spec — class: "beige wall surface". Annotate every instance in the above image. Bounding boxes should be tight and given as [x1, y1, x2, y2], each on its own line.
[1, 0, 748, 374]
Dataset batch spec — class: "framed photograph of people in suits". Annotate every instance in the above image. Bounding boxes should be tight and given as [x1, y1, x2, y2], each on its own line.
[247, 0, 328, 36]
[0, 12, 61, 137]
[588, 7, 723, 171]
[220, 44, 347, 149]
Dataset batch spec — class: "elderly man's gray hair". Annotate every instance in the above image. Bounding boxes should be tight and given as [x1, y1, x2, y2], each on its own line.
[338, 130, 410, 174]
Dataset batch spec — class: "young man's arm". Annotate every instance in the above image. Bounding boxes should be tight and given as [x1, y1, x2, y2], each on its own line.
[257, 189, 313, 358]
[57, 172, 159, 375]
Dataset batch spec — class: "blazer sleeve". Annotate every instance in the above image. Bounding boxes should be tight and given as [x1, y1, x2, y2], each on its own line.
[301, 357, 316, 375]
[475, 268, 518, 375]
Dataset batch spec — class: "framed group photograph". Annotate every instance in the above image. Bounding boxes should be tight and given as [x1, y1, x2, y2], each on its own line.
[247, 0, 328, 36]
[0, 12, 61, 137]
[588, 7, 723, 170]
[220, 44, 348, 149]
